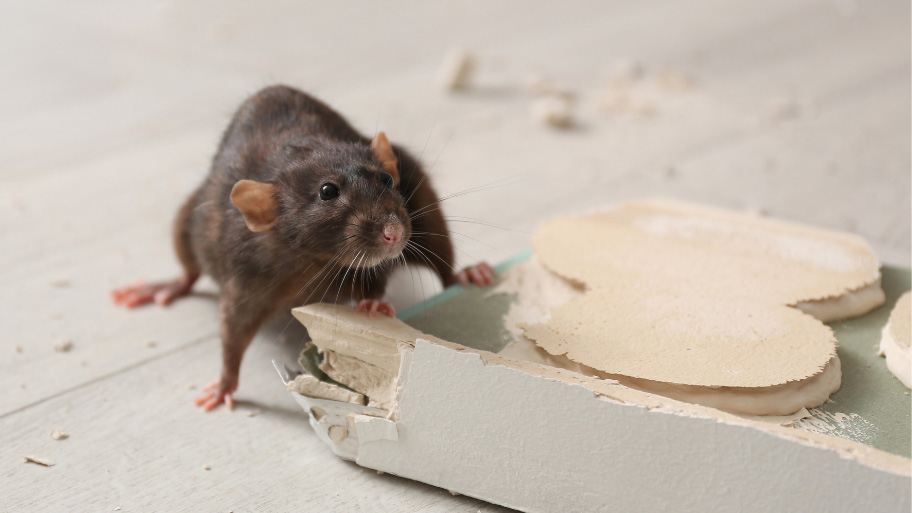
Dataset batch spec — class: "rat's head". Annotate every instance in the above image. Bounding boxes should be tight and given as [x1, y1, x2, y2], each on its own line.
[230, 132, 411, 268]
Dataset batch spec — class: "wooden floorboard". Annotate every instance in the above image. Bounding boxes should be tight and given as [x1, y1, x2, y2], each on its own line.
[1, 0, 908, 511]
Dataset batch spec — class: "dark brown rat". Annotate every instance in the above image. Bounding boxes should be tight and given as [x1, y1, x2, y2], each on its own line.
[112, 85, 495, 410]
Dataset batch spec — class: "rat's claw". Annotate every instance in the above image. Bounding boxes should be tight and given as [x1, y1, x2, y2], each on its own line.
[194, 378, 236, 411]
[456, 262, 496, 287]
[356, 299, 396, 318]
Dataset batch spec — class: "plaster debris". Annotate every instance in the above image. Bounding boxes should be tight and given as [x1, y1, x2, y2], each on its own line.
[511, 200, 882, 414]
[328, 425, 348, 445]
[50, 429, 69, 441]
[878, 292, 911, 388]
[310, 406, 327, 422]
[54, 339, 74, 352]
[531, 94, 573, 128]
[608, 58, 644, 85]
[793, 409, 877, 446]
[203, 464, 211, 471]
[24, 455, 55, 467]
[600, 88, 656, 119]
[654, 70, 696, 90]
[286, 371, 367, 405]
[437, 48, 474, 90]
[49, 277, 70, 288]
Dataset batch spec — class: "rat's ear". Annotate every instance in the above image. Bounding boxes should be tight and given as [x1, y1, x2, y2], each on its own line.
[230, 180, 278, 232]
[370, 132, 399, 185]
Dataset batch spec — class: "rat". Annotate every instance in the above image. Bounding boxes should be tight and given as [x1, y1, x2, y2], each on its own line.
[111, 85, 495, 411]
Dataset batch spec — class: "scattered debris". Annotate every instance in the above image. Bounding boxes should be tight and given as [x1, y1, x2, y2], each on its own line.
[49, 277, 71, 288]
[664, 166, 676, 179]
[146, 340, 157, 348]
[449, 490, 462, 496]
[655, 70, 696, 90]
[310, 406, 326, 422]
[523, 73, 574, 99]
[600, 89, 655, 119]
[203, 464, 211, 471]
[24, 455, 55, 467]
[437, 48, 475, 91]
[245, 410, 260, 418]
[54, 339, 74, 352]
[608, 58, 644, 86]
[50, 429, 69, 441]
[113, 507, 121, 512]
[532, 95, 573, 128]
[80, 360, 88, 367]
[15, 345, 23, 354]
[188, 383, 197, 390]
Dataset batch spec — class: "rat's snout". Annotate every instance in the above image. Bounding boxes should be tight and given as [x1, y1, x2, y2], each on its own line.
[382, 223, 403, 245]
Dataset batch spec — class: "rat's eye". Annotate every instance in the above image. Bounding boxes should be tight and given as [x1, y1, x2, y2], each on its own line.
[379, 172, 394, 188]
[320, 183, 340, 201]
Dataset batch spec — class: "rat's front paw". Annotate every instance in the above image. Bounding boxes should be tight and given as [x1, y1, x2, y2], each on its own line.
[355, 299, 396, 317]
[456, 262, 495, 287]
[193, 377, 237, 412]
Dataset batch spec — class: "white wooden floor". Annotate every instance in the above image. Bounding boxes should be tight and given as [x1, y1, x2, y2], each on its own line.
[2, 1, 909, 511]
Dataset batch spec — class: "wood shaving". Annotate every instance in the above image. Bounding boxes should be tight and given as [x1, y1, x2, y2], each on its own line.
[24, 455, 55, 467]
[50, 429, 69, 440]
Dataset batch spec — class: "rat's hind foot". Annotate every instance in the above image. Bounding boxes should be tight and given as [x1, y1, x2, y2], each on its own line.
[111, 276, 196, 308]
[455, 262, 495, 287]
[355, 299, 396, 317]
[194, 378, 237, 412]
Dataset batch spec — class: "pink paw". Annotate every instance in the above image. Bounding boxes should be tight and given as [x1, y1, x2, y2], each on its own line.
[456, 262, 495, 287]
[111, 278, 192, 308]
[193, 378, 237, 412]
[355, 299, 396, 317]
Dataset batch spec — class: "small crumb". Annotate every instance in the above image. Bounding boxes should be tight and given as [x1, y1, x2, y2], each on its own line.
[377, 470, 385, 475]
[245, 410, 259, 418]
[203, 464, 211, 471]
[608, 58, 644, 85]
[24, 455, 55, 467]
[188, 383, 197, 390]
[113, 507, 121, 512]
[51, 429, 69, 441]
[904, 391, 909, 396]
[15, 345, 23, 354]
[49, 277, 70, 288]
[146, 340, 157, 348]
[655, 70, 696, 90]
[532, 94, 573, 128]
[80, 360, 88, 367]
[664, 166, 676, 178]
[437, 48, 474, 91]
[20, 383, 26, 389]
[449, 490, 462, 496]
[328, 425, 349, 445]
[54, 340, 74, 353]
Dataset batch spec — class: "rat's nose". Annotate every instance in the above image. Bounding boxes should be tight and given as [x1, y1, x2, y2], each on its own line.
[382, 224, 403, 245]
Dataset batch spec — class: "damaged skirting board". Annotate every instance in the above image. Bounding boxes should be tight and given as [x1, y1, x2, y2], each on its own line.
[280, 306, 911, 513]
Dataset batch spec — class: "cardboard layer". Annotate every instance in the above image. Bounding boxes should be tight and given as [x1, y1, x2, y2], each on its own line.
[526, 199, 883, 387]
